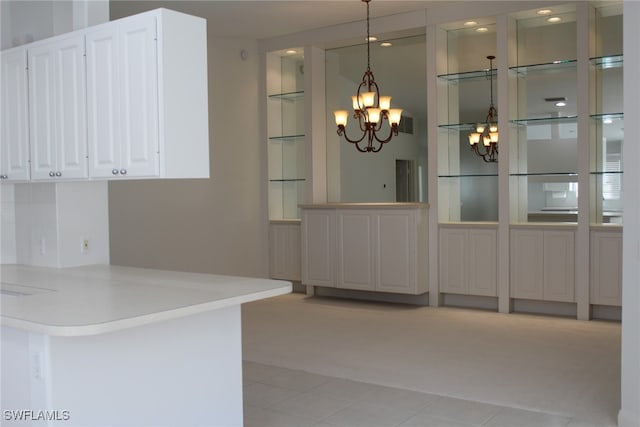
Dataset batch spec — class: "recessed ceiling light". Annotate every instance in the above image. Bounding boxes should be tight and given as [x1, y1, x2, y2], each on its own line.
[380, 42, 392, 47]
[476, 27, 489, 33]
[464, 21, 478, 26]
[537, 9, 553, 15]
[366, 36, 378, 42]
[546, 16, 562, 23]
[555, 101, 567, 107]
[285, 50, 297, 55]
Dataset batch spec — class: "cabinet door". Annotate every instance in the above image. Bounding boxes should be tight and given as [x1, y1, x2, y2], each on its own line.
[337, 211, 375, 291]
[0, 49, 30, 181]
[118, 15, 159, 177]
[269, 222, 301, 281]
[54, 36, 87, 179]
[86, 27, 121, 178]
[590, 230, 622, 306]
[510, 229, 544, 300]
[376, 211, 416, 293]
[28, 43, 57, 180]
[28, 36, 87, 180]
[86, 15, 159, 179]
[543, 230, 575, 302]
[301, 210, 335, 287]
[439, 228, 467, 294]
[468, 229, 497, 297]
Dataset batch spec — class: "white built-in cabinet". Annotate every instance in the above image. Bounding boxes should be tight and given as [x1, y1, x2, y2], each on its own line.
[85, 14, 159, 178]
[269, 221, 301, 281]
[510, 227, 575, 303]
[301, 204, 428, 295]
[590, 226, 622, 306]
[0, 8, 209, 183]
[28, 35, 88, 181]
[0, 48, 30, 182]
[439, 225, 497, 297]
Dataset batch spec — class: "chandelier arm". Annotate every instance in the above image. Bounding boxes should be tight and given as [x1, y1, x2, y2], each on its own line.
[372, 125, 397, 145]
[337, 124, 369, 145]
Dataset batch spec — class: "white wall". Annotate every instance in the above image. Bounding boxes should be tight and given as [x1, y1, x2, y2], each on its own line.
[107, 27, 268, 277]
[620, 4, 640, 426]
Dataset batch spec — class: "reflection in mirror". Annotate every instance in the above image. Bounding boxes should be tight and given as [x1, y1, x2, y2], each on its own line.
[326, 34, 427, 203]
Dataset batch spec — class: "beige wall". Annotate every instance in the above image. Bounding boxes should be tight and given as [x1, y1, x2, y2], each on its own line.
[108, 32, 269, 277]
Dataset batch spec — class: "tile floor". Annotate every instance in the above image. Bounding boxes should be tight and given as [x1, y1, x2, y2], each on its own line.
[243, 361, 609, 427]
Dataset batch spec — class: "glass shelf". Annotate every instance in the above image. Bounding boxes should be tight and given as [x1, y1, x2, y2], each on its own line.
[510, 116, 577, 126]
[437, 123, 477, 131]
[437, 68, 496, 82]
[438, 173, 499, 178]
[590, 55, 623, 69]
[269, 178, 306, 182]
[268, 134, 305, 141]
[510, 172, 577, 177]
[509, 59, 577, 76]
[590, 113, 623, 121]
[268, 91, 304, 101]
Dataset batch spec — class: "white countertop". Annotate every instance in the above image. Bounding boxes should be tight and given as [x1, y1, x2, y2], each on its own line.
[300, 202, 429, 209]
[0, 264, 291, 337]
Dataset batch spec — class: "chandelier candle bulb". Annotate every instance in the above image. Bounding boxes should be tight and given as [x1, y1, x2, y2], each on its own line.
[352, 96, 362, 111]
[335, 110, 349, 127]
[367, 108, 382, 123]
[469, 132, 481, 145]
[379, 96, 392, 110]
[362, 91, 376, 108]
[389, 109, 403, 125]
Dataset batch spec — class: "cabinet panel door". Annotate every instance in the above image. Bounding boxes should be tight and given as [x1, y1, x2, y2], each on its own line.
[54, 36, 87, 179]
[376, 211, 415, 293]
[118, 15, 159, 177]
[543, 230, 575, 302]
[0, 49, 30, 181]
[590, 230, 622, 306]
[337, 211, 374, 291]
[269, 223, 301, 281]
[28, 44, 57, 180]
[86, 27, 120, 178]
[510, 229, 544, 300]
[439, 228, 467, 294]
[301, 210, 335, 287]
[468, 229, 497, 297]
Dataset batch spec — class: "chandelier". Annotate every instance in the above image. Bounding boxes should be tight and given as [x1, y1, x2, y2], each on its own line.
[468, 55, 498, 163]
[333, 0, 402, 153]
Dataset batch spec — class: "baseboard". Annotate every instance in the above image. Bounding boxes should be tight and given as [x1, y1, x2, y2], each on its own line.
[313, 286, 429, 306]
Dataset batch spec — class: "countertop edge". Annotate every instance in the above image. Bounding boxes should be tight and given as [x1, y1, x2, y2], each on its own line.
[1, 284, 291, 337]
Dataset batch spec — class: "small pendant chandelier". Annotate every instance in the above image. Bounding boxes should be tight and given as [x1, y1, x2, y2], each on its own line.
[468, 55, 498, 163]
[333, 0, 402, 153]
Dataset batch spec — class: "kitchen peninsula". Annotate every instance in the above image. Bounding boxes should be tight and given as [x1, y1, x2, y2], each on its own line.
[1, 264, 291, 426]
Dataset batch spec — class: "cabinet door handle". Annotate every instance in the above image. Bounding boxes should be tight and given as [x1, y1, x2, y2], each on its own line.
[0, 175, 7, 179]
[55, 171, 62, 177]
[120, 169, 127, 175]
[112, 169, 119, 175]
[49, 171, 55, 177]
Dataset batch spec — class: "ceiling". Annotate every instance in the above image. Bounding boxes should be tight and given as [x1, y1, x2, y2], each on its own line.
[109, 0, 452, 39]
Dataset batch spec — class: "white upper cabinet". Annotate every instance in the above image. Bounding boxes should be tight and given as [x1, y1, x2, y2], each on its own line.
[0, 8, 209, 183]
[28, 35, 88, 181]
[86, 14, 159, 178]
[85, 9, 209, 179]
[0, 48, 30, 182]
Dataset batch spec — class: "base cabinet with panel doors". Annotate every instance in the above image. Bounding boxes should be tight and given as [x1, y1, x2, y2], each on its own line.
[269, 221, 301, 281]
[510, 227, 575, 303]
[439, 224, 497, 297]
[301, 204, 429, 295]
[28, 34, 88, 181]
[590, 226, 622, 306]
[0, 48, 30, 182]
[0, 8, 209, 183]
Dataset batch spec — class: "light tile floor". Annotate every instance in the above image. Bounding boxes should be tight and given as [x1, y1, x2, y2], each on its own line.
[243, 361, 607, 427]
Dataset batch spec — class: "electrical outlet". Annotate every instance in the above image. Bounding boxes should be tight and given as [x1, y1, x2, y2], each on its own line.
[81, 238, 89, 254]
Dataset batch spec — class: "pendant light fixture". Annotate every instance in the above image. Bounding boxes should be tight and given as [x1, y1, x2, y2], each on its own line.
[334, 0, 402, 153]
[468, 55, 498, 163]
